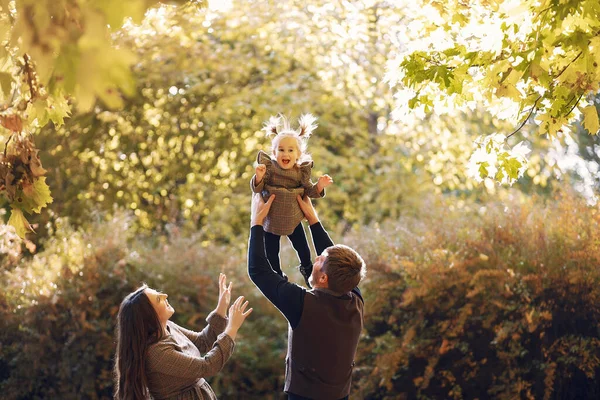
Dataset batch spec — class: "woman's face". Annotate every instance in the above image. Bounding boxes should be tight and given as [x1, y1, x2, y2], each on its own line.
[145, 288, 174, 324]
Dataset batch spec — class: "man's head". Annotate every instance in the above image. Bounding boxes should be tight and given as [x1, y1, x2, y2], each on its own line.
[310, 244, 366, 293]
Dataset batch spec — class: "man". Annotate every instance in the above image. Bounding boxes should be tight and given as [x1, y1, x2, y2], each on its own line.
[248, 193, 366, 400]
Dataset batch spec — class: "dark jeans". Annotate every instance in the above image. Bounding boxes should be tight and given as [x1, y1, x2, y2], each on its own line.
[264, 223, 312, 276]
[287, 394, 348, 400]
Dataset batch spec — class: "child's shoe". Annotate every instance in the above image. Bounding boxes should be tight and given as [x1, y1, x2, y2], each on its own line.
[298, 263, 312, 288]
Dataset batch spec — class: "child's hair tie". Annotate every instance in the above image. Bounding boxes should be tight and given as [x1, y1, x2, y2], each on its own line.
[262, 113, 318, 139]
[297, 114, 318, 138]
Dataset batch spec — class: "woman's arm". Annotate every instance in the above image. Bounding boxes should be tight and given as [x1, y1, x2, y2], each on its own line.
[173, 273, 231, 353]
[170, 312, 228, 354]
[146, 333, 234, 380]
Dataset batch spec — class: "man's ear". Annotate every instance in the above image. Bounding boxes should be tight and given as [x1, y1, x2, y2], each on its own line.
[320, 273, 328, 285]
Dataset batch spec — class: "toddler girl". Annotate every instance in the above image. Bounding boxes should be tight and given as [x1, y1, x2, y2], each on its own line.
[251, 114, 333, 287]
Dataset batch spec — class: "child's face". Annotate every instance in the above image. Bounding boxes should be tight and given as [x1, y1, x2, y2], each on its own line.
[274, 136, 300, 169]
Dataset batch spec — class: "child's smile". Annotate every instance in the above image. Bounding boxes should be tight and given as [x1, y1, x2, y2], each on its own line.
[275, 136, 300, 169]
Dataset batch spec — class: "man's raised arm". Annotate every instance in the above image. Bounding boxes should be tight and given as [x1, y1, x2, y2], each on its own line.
[296, 195, 333, 255]
[247, 194, 305, 328]
[296, 195, 363, 300]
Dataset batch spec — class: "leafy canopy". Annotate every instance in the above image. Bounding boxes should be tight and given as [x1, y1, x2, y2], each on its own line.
[388, 0, 600, 184]
[0, 0, 201, 237]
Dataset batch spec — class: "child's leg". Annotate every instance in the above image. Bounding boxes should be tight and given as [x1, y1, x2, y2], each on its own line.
[264, 231, 284, 277]
[287, 223, 313, 286]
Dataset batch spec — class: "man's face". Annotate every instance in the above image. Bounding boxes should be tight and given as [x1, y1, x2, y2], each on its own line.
[309, 250, 328, 288]
[274, 136, 300, 169]
[145, 288, 175, 323]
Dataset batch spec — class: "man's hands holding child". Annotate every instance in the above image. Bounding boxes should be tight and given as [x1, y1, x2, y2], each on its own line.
[255, 164, 266, 184]
[251, 187, 321, 227]
[296, 195, 319, 225]
[316, 174, 333, 193]
[251, 193, 275, 227]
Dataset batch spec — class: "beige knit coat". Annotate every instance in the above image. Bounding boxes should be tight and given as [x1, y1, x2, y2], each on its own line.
[145, 312, 234, 400]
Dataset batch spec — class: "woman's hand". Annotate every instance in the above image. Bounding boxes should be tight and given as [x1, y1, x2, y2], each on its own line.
[215, 273, 232, 318]
[224, 296, 253, 340]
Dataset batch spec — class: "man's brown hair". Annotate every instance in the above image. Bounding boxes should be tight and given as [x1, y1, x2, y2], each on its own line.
[322, 244, 366, 293]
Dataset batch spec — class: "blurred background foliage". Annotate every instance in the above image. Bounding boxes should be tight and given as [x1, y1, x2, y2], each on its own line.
[1, 0, 599, 399]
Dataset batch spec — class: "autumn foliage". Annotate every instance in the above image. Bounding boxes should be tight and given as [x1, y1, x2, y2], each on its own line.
[351, 190, 600, 399]
[1, 191, 599, 399]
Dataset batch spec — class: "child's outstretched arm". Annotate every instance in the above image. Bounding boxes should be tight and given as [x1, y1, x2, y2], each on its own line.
[304, 174, 333, 198]
[251, 164, 266, 193]
[316, 174, 333, 194]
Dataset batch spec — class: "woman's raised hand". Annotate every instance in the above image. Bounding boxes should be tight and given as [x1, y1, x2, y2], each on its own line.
[215, 273, 232, 318]
[224, 296, 253, 340]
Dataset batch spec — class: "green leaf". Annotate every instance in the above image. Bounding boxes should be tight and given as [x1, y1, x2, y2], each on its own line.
[582, 105, 599, 135]
[478, 162, 489, 179]
[504, 158, 522, 180]
[7, 208, 33, 238]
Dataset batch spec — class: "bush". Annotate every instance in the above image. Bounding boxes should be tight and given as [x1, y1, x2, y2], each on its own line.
[2, 190, 599, 399]
[0, 212, 288, 400]
[350, 191, 600, 399]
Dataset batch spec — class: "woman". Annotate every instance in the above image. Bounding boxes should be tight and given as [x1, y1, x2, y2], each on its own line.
[114, 273, 252, 399]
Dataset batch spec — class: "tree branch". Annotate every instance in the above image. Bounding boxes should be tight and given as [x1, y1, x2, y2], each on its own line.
[4, 133, 13, 158]
[554, 51, 582, 80]
[565, 92, 584, 118]
[506, 96, 541, 140]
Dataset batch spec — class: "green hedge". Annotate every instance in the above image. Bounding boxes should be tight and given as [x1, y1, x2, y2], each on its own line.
[1, 191, 599, 399]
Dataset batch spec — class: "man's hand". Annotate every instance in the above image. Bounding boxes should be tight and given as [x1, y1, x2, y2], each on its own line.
[255, 164, 266, 184]
[296, 195, 319, 225]
[251, 193, 275, 227]
[316, 174, 333, 193]
[215, 273, 232, 318]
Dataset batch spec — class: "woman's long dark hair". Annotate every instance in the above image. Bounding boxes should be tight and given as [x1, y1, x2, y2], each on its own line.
[114, 284, 164, 400]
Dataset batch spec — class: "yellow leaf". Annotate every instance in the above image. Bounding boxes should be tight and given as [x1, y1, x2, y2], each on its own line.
[21, 177, 53, 213]
[0, 71, 12, 96]
[591, 37, 600, 66]
[7, 208, 33, 238]
[582, 105, 599, 135]
[95, 0, 147, 28]
[536, 113, 566, 137]
[495, 83, 521, 101]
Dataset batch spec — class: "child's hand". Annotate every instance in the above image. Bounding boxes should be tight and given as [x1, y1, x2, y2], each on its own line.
[255, 164, 266, 184]
[316, 174, 333, 192]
